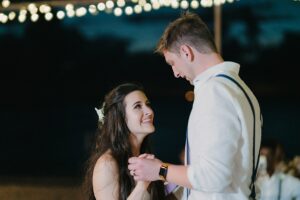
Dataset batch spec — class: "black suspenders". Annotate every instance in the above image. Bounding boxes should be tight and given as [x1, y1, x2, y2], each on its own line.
[216, 74, 260, 199]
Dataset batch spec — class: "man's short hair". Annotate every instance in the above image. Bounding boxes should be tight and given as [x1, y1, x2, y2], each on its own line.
[155, 12, 218, 55]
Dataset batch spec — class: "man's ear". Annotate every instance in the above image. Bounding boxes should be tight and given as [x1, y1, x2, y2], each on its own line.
[180, 44, 194, 62]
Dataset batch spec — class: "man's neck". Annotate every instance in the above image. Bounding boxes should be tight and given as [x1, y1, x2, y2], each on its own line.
[189, 53, 224, 84]
[197, 53, 224, 73]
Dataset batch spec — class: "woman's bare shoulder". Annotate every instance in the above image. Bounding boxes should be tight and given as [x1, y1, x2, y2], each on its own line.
[94, 150, 118, 174]
[93, 151, 119, 199]
[93, 151, 119, 190]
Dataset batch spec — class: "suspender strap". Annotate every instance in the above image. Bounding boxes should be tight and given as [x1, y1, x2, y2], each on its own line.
[216, 74, 260, 199]
[278, 177, 282, 200]
[185, 131, 190, 198]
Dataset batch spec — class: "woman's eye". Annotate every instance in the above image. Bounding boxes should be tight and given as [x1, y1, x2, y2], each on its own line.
[134, 104, 141, 109]
[146, 102, 152, 108]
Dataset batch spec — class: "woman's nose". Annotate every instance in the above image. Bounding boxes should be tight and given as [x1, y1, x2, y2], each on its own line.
[144, 107, 153, 116]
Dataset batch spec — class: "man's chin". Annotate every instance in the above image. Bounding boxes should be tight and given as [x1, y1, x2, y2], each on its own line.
[184, 77, 192, 85]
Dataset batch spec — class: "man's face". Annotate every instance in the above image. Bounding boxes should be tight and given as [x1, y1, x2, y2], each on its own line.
[163, 50, 192, 83]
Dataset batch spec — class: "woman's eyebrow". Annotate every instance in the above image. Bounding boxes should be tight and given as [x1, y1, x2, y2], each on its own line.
[132, 101, 142, 107]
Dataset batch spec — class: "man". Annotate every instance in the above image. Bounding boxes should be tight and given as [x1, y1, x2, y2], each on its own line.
[128, 12, 262, 200]
[257, 138, 300, 200]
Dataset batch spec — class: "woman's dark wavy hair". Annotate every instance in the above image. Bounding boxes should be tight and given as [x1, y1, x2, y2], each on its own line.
[82, 83, 165, 200]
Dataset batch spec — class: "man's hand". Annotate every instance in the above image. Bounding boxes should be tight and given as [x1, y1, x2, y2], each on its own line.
[128, 155, 162, 181]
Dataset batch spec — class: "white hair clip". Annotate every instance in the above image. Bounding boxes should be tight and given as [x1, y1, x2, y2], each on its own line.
[95, 104, 105, 124]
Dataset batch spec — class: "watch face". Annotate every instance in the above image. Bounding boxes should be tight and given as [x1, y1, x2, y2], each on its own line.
[159, 164, 168, 181]
[159, 166, 166, 175]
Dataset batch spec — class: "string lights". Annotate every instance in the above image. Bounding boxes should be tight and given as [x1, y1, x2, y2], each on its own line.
[0, 0, 237, 24]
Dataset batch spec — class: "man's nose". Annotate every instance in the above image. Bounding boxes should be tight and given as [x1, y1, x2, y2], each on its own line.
[172, 67, 180, 78]
[174, 73, 180, 78]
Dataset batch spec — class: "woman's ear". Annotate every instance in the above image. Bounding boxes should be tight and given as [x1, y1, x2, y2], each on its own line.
[180, 44, 194, 62]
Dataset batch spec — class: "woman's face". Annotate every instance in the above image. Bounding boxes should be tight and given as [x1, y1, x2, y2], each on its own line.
[124, 90, 154, 137]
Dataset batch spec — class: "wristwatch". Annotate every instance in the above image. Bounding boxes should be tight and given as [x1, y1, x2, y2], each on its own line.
[159, 163, 169, 182]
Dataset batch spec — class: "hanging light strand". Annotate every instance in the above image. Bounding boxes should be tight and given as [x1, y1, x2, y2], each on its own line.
[0, 0, 238, 24]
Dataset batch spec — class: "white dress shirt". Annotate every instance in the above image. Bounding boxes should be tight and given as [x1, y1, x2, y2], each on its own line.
[257, 172, 300, 200]
[185, 62, 262, 200]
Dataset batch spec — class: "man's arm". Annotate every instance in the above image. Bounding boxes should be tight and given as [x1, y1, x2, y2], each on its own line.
[128, 157, 193, 188]
[167, 164, 193, 188]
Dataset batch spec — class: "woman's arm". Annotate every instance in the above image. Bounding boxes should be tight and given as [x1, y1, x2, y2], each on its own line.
[127, 181, 150, 200]
[93, 153, 150, 200]
[93, 154, 119, 199]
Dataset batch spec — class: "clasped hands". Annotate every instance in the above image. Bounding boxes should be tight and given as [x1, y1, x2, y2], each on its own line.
[128, 153, 162, 182]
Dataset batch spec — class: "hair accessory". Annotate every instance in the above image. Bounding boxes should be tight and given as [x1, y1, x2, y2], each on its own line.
[95, 103, 105, 124]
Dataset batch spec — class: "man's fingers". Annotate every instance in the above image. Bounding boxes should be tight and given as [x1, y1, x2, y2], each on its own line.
[128, 156, 138, 164]
[139, 153, 148, 158]
[147, 154, 155, 159]
[139, 153, 155, 159]
[139, 153, 152, 158]
[128, 163, 136, 171]
[130, 169, 136, 176]
[128, 157, 141, 171]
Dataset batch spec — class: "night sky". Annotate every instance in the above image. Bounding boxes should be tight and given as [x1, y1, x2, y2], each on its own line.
[0, 0, 300, 178]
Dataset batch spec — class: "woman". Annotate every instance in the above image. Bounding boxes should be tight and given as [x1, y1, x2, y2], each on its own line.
[82, 83, 166, 200]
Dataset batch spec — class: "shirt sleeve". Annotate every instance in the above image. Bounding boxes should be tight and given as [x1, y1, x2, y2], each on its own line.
[290, 176, 300, 200]
[187, 79, 241, 192]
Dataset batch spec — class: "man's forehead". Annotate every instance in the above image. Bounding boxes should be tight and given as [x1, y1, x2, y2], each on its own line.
[164, 56, 172, 65]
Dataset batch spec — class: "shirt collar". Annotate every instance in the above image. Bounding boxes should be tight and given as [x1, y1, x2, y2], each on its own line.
[192, 61, 240, 87]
